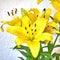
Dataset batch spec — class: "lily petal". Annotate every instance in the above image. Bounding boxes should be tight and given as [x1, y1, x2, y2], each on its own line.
[54, 11, 60, 23]
[1, 16, 21, 26]
[35, 32, 52, 42]
[6, 26, 27, 37]
[27, 41, 40, 58]
[37, 0, 43, 4]
[33, 18, 47, 37]
[50, 1, 60, 11]
[28, 8, 40, 24]
[22, 16, 31, 27]
[15, 37, 26, 47]
[48, 29, 60, 34]
[45, 8, 52, 19]
[47, 21, 58, 30]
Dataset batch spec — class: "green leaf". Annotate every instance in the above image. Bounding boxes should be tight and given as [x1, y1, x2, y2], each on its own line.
[40, 52, 53, 60]
[20, 45, 30, 53]
[13, 45, 34, 59]
[48, 42, 54, 53]
[13, 45, 20, 49]
[52, 53, 60, 60]
[21, 8, 28, 16]
[18, 57, 24, 60]
[19, 50, 29, 58]
[54, 45, 60, 48]
[13, 45, 30, 53]
[50, 16, 54, 20]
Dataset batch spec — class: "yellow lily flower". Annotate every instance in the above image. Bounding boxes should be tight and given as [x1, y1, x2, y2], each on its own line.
[44, 21, 59, 34]
[50, 0, 60, 11]
[44, 21, 59, 44]
[54, 11, 60, 23]
[6, 16, 52, 58]
[37, 0, 43, 4]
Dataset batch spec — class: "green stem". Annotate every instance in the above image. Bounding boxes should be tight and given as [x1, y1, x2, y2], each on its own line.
[54, 35, 59, 45]
[54, 23, 60, 45]
[50, 16, 54, 20]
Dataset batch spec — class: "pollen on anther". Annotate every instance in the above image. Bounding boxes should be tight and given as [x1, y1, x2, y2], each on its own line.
[37, 15, 38, 17]
[35, 29, 36, 32]
[25, 27, 27, 30]
[15, 8, 17, 14]
[27, 32, 28, 34]
[7, 12, 10, 16]
[29, 24, 30, 27]
[32, 33, 33, 35]
[34, 23, 36, 27]
[11, 10, 14, 15]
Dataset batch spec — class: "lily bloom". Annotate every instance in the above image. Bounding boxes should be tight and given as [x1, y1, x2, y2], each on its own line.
[44, 21, 59, 34]
[6, 16, 52, 58]
[50, 0, 60, 11]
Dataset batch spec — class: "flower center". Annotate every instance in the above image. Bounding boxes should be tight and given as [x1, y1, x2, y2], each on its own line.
[24, 23, 37, 41]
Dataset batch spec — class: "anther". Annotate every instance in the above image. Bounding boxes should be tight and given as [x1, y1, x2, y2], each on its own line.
[32, 33, 33, 35]
[7, 12, 10, 16]
[35, 29, 36, 32]
[44, 15, 45, 18]
[11, 10, 14, 15]
[43, 8, 46, 11]
[37, 15, 38, 17]
[27, 32, 28, 34]
[34, 23, 36, 27]
[29, 24, 30, 27]
[25, 27, 27, 30]
[15, 8, 17, 14]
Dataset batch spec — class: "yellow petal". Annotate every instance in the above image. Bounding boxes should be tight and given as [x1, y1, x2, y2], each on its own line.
[35, 32, 52, 42]
[33, 18, 47, 37]
[54, 11, 60, 22]
[45, 8, 52, 19]
[21, 16, 32, 37]
[21, 16, 31, 27]
[48, 29, 60, 34]
[50, 1, 60, 11]
[6, 26, 27, 37]
[28, 8, 40, 24]
[1, 16, 21, 26]
[15, 37, 26, 47]
[27, 41, 40, 58]
[37, 0, 43, 4]
[47, 21, 58, 30]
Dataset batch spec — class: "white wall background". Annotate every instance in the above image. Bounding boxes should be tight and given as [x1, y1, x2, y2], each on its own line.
[0, 0, 60, 60]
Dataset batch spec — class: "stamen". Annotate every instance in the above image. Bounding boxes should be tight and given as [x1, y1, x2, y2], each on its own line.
[7, 12, 10, 16]
[43, 8, 46, 11]
[48, 26, 49, 27]
[35, 29, 36, 32]
[44, 15, 45, 18]
[11, 10, 14, 15]
[27, 32, 28, 34]
[29, 24, 30, 27]
[34, 23, 36, 27]
[25, 27, 27, 30]
[37, 15, 38, 17]
[32, 33, 33, 35]
[15, 8, 17, 14]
